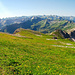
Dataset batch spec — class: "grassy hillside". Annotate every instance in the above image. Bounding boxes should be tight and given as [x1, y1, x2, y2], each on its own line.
[0, 29, 75, 75]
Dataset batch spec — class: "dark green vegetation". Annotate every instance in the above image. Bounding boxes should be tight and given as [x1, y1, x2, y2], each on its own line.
[0, 29, 75, 75]
[1, 17, 75, 34]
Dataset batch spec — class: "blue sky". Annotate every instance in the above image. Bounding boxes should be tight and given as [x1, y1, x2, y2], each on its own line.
[0, 0, 75, 18]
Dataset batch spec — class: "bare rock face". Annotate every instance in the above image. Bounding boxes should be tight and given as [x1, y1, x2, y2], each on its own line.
[70, 30, 75, 39]
[13, 28, 21, 34]
[52, 37, 57, 39]
[55, 29, 70, 39]
[60, 30, 70, 38]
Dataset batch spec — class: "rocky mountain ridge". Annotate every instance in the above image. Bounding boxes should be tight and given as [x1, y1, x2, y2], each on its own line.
[51, 29, 75, 42]
[1, 18, 75, 34]
[0, 15, 75, 29]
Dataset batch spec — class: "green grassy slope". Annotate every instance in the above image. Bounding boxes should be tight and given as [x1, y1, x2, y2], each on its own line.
[0, 29, 75, 75]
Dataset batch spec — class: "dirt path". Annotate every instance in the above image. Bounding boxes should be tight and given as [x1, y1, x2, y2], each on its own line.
[0, 32, 33, 39]
[52, 45, 75, 48]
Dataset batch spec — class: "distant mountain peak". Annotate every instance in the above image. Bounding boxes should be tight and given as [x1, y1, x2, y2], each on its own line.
[31, 16, 41, 20]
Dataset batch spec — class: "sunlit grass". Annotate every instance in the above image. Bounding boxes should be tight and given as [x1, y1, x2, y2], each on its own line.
[0, 29, 75, 75]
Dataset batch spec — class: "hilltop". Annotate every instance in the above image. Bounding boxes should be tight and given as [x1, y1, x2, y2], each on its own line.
[0, 29, 75, 74]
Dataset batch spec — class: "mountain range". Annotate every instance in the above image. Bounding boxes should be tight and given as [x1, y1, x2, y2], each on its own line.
[0, 15, 75, 35]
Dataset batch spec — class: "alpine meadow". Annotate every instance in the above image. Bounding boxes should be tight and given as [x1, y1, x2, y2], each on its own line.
[0, 0, 75, 75]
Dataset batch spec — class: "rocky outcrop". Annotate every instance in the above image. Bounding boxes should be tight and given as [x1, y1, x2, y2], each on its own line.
[13, 28, 21, 34]
[52, 29, 75, 42]
[69, 30, 75, 39]
[52, 37, 57, 39]
[58, 30, 70, 38]
[53, 29, 70, 39]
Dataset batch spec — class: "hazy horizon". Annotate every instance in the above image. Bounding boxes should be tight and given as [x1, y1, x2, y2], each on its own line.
[0, 0, 75, 18]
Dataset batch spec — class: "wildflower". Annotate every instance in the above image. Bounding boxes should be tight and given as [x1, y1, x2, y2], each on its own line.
[59, 73, 61, 75]
[49, 69, 51, 71]
[17, 64, 19, 66]
[14, 72, 16, 74]
[30, 71, 31, 73]
[24, 65, 27, 67]
[38, 66, 40, 68]
[28, 70, 29, 71]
